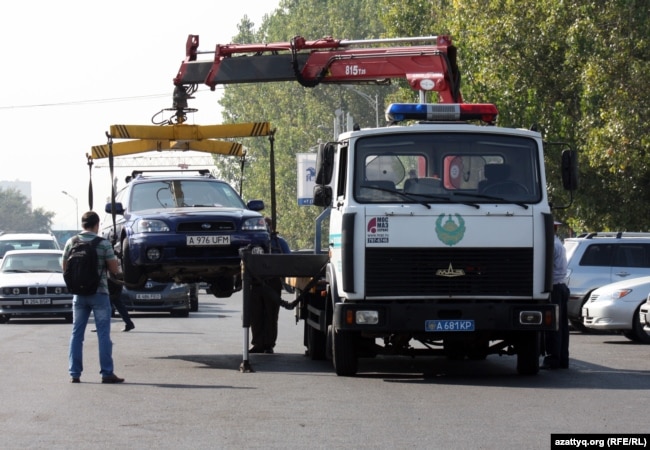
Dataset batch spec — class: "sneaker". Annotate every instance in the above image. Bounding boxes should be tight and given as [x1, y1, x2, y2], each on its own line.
[122, 323, 135, 332]
[101, 374, 125, 384]
[70, 377, 80, 383]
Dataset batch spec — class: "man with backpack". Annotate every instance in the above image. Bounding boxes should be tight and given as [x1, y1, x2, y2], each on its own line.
[63, 211, 124, 384]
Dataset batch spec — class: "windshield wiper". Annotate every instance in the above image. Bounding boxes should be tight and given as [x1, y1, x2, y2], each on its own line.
[453, 192, 529, 209]
[360, 184, 432, 209]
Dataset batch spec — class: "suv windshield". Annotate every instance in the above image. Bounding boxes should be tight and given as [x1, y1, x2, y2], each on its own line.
[129, 180, 246, 212]
[353, 132, 542, 204]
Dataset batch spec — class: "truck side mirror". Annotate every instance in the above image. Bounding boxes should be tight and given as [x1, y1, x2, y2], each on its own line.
[315, 142, 336, 185]
[313, 185, 332, 207]
[561, 149, 578, 191]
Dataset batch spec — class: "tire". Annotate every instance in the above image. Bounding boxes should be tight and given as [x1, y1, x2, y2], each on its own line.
[210, 276, 235, 298]
[307, 323, 327, 360]
[626, 307, 650, 344]
[121, 239, 146, 290]
[325, 325, 333, 360]
[189, 286, 199, 312]
[0, 314, 10, 324]
[332, 327, 358, 376]
[570, 319, 589, 333]
[171, 309, 190, 318]
[63, 313, 73, 323]
[516, 332, 540, 375]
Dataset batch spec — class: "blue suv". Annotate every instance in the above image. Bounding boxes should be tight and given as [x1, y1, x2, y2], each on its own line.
[103, 170, 269, 297]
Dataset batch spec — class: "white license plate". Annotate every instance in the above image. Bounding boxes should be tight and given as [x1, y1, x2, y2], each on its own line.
[186, 235, 231, 246]
[425, 319, 475, 332]
[136, 293, 162, 300]
[24, 298, 51, 305]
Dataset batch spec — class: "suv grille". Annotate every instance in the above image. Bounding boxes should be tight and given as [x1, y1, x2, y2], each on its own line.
[365, 247, 533, 297]
[177, 221, 236, 232]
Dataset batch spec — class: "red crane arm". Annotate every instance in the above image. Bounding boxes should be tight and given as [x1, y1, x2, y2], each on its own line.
[174, 35, 462, 103]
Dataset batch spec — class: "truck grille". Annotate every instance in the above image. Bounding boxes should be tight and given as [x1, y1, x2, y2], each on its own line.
[365, 247, 533, 297]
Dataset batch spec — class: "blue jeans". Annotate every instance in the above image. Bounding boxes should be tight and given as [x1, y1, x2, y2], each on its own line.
[69, 292, 114, 378]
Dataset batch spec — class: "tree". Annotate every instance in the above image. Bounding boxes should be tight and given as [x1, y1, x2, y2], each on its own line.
[0, 188, 55, 232]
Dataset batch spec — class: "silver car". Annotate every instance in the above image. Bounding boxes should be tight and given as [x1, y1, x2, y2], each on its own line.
[582, 275, 650, 343]
[0, 249, 72, 323]
[564, 232, 650, 331]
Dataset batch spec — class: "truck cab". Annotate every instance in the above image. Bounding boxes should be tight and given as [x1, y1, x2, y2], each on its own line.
[311, 102, 576, 376]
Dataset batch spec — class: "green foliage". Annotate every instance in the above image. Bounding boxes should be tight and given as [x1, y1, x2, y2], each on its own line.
[0, 188, 54, 233]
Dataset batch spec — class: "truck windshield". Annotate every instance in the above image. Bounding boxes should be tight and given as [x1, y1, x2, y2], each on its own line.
[353, 132, 542, 205]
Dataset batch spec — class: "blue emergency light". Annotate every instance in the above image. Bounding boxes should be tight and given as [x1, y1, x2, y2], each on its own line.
[385, 103, 498, 124]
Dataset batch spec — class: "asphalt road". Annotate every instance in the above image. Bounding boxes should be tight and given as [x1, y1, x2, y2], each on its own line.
[2, 291, 648, 450]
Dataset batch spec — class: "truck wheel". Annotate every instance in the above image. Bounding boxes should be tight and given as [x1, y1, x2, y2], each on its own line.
[516, 332, 540, 375]
[332, 328, 358, 376]
[122, 239, 146, 290]
[307, 324, 327, 360]
[0, 314, 10, 323]
[325, 325, 333, 360]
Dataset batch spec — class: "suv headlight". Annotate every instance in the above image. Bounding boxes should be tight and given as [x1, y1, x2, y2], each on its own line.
[134, 219, 170, 233]
[242, 217, 267, 231]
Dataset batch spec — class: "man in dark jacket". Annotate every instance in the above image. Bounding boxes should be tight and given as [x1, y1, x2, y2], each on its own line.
[249, 218, 290, 354]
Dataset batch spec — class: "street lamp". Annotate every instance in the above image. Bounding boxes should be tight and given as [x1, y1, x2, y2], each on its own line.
[61, 191, 79, 230]
[344, 85, 379, 128]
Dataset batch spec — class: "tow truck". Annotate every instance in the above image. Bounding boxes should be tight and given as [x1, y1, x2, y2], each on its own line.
[171, 33, 579, 376]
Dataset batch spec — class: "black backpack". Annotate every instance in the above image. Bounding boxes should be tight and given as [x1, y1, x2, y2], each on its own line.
[63, 236, 103, 295]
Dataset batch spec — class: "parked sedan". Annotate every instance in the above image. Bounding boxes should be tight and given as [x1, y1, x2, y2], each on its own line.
[118, 280, 198, 317]
[0, 249, 72, 323]
[582, 275, 650, 343]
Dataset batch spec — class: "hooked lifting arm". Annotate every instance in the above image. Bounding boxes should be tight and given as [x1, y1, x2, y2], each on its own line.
[173, 34, 463, 104]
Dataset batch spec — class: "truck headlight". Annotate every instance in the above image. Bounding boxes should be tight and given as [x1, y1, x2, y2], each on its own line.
[356, 310, 379, 325]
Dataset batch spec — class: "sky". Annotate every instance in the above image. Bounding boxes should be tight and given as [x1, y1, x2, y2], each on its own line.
[0, 0, 281, 230]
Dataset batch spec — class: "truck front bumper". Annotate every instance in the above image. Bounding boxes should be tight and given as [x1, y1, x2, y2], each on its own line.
[333, 301, 558, 333]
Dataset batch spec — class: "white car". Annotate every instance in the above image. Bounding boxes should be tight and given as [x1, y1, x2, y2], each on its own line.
[0, 232, 61, 259]
[0, 249, 73, 323]
[582, 275, 650, 343]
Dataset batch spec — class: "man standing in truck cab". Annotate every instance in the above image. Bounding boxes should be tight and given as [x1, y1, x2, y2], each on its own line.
[542, 221, 570, 369]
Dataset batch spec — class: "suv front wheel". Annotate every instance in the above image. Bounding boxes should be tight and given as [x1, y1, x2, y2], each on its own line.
[121, 239, 146, 290]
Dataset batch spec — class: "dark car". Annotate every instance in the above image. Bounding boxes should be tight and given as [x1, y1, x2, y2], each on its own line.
[102, 170, 270, 297]
[117, 280, 198, 317]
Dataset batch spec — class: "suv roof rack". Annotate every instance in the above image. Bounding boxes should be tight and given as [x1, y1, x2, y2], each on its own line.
[577, 231, 650, 239]
[127, 169, 213, 183]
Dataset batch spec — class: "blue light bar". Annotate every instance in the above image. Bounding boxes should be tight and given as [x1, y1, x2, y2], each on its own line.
[385, 103, 498, 124]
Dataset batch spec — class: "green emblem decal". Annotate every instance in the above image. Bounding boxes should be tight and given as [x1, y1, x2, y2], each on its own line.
[435, 213, 466, 246]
